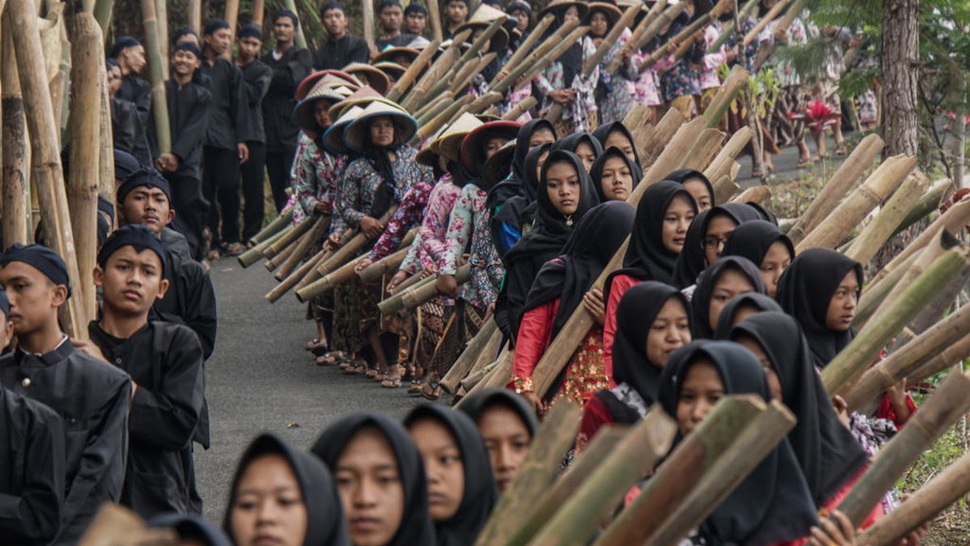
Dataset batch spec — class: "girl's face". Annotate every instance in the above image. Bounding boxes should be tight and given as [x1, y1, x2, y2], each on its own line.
[682, 179, 712, 212]
[759, 241, 792, 298]
[370, 116, 396, 147]
[599, 155, 634, 201]
[477, 406, 532, 493]
[545, 161, 582, 216]
[735, 335, 781, 401]
[589, 12, 609, 37]
[563, 6, 580, 23]
[662, 195, 696, 254]
[511, 8, 529, 31]
[604, 131, 636, 164]
[314, 99, 334, 129]
[708, 269, 756, 331]
[529, 128, 556, 149]
[676, 360, 724, 436]
[703, 214, 738, 266]
[334, 428, 405, 546]
[485, 137, 508, 159]
[408, 419, 465, 522]
[574, 141, 598, 172]
[230, 454, 308, 546]
[825, 270, 860, 332]
[645, 298, 691, 366]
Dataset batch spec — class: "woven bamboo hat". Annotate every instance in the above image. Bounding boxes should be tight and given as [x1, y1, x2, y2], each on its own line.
[343, 101, 419, 152]
[539, 0, 589, 20]
[327, 86, 387, 120]
[373, 61, 407, 80]
[587, 1, 623, 26]
[294, 80, 357, 133]
[454, 4, 511, 52]
[323, 106, 366, 155]
[373, 46, 422, 66]
[435, 113, 485, 163]
[343, 63, 392, 95]
[295, 70, 359, 102]
[460, 120, 522, 174]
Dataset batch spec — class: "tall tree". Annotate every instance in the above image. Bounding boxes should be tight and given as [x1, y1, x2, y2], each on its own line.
[882, 0, 920, 155]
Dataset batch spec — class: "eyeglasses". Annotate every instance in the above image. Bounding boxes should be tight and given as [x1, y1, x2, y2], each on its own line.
[702, 235, 730, 249]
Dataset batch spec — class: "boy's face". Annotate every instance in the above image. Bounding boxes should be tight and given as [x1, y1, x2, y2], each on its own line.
[0, 262, 67, 337]
[446, 1, 468, 24]
[380, 6, 403, 32]
[323, 8, 348, 36]
[274, 17, 297, 44]
[172, 50, 201, 77]
[95, 246, 170, 317]
[205, 28, 233, 55]
[237, 36, 262, 59]
[405, 11, 427, 34]
[120, 186, 175, 234]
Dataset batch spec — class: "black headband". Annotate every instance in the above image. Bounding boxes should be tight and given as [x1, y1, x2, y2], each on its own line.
[97, 224, 169, 277]
[0, 243, 71, 298]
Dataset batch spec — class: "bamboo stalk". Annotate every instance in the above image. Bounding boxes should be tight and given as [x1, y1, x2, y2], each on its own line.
[93, 0, 114, 33]
[845, 170, 930, 265]
[67, 13, 103, 323]
[468, 91, 504, 115]
[489, 14, 556, 87]
[402, 33, 467, 111]
[583, 4, 639, 78]
[387, 270, 424, 295]
[635, 115, 708, 199]
[477, 349, 514, 390]
[2, 18, 30, 248]
[7, 0, 87, 337]
[440, 317, 499, 394]
[489, 19, 581, 94]
[892, 178, 951, 237]
[155, 0, 169, 76]
[525, 409, 677, 546]
[741, 0, 791, 46]
[251, 0, 264, 26]
[731, 184, 770, 205]
[833, 369, 970, 528]
[680, 128, 726, 171]
[281, 0, 307, 49]
[376, 271, 441, 315]
[821, 239, 970, 397]
[357, 243, 414, 283]
[98, 55, 116, 206]
[238, 226, 292, 268]
[639, 0, 730, 71]
[502, 96, 537, 121]
[415, 92, 455, 125]
[708, 0, 758, 51]
[400, 265, 470, 312]
[457, 17, 507, 67]
[712, 175, 740, 203]
[910, 333, 970, 386]
[273, 215, 331, 280]
[386, 40, 440, 102]
[702, 65, 748, 128]
[412, 95, 473, 144]
[606, 0, 669, 73]
[313, 206, 398, 277]
[264, 215, 316, 259]
[224, 0, 239, 37]
[517, 26, 591, 87]
[854, 250, 919, 327]
[449, 53, 497, 96]
[188, 0, 201, 33]
[704, 125, 752, 184]
[249, 208, 294, 246]
[297, 255, 369, 299]
[623, 102, 653, 131]
[426, 0, 442, 41]
[640, 107, 685, 161]
[78, 504, 176, 546]
[139, 0, 171, 153]
[266, 248, 326, 304]
[795, 155, 916, 253]
[265, 239, 301, 272]
[786, 134, 885, 245]
[473, 401, 582, 546]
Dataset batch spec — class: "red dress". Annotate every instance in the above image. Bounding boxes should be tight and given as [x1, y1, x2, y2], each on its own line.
[602, 273, 640, 373]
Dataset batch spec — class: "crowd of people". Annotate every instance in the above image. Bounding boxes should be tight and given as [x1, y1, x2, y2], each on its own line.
[0, 0, 929, 545]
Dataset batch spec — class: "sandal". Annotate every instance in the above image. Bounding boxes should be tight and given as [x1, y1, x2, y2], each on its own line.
[365, 368, 380, 379]
[420, 382, 443, 401]
[835, 143, 848, 156]
[796, 158, 812, 169]
[382, 376, 403, 388]
[408, 379, 426, 396]
[337, 358, 352, 370]
[345, 360, 368, 375]
[316, 352, 345, 366]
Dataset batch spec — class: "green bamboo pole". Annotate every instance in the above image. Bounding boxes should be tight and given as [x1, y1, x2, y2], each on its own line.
[607, 0, 668, 73]
[93, 0, 114, 34]
[357, 236, 416, 283]
[702, 65, 748, 128]
[264, 215, 317, 259]
[2, 17, 30, 248]
[891, 178, 951, 237]
[704, 126, 753, 183]
[139, 0, 171, 153]
[273, 215, 332, 280]
[853, 251, 918, 327]
[845, 170, 930, 265]
[155, 0, 169, 78]
[249, 208, 295, 245]
[386, 41, 439, 102]
[238, 226, 292, 268]
[265, 248, 327, 303]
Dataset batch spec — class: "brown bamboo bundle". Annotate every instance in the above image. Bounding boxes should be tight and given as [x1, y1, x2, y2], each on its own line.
[224, 0, 239, 37]
[640, 107, 685, 160]
[468, 91, 504, 115]
[67, 13, 104, 322]
[489, 14, 557, 87]
[702, 65, 749, 128]
[312, 205, 399, 278]
[708, 0, 759, 51]
[473, 401, 582, 546]
[402, 33, 467, 112]
[273, 215, 331, 280]
[78, 504, 176, 546]
[440, 317, 499, 394]
[795, 155, 916, 253]
[524, 409, 677, 546]
[49, 72, 67, 138]
[2, 21, 30, 247]
[832, 369, 970, 528]
[710, 176, 739, 204]
[730, 185, 771, 205]
[518, 26, 591, 87]
[388, 270, 425, 295]
[94, 0, 114, 33]
[638, 0, 733, 71]
[489, 20, 582, 94]
[238, 226, 293, 268]
[413, 96, 474, 144]
[582, 3, 640, 78]
[605, 0, 666, 73]
[458, 355, 499, 393]
[414, 92, 454, 122]
[679, 128, 726, 171]
[98, 57, 117, 204]
[635, 116, 709, 197]
[592, 396, 766, 546]
[853, 250, 919, 326]
[357, 245, 414, 284]
[266, 249, 326, 303]
[909, 332, 970, 384]
[449, 53, 497, 96]
[623, 102, 653, 131]
[502, 96, 538, 121]
[786, 134, 885, 245]
[477, 349, 514, 390]
[386, 40, 440, 102]
[265, 239, 301, 272]
[821, 238, 970, 396]
[457, 17, 507, 67]
[741, 0, 791, 45]
[7, 0, 88, 337]
[906, 257, 970, 335]
[264, 215, 317, 259]
[845, 170, 930, 265]
[249, 208, 295, 245]
[704, 126, 753, 183]
[844, 302, 970, 412]
[377, 275, 435, 314]
[188, 0, 201, 33]
[399, 264, 471, 313]
[858, 450, 970, 546]
[297, 255, 371, 300]
[138, 0, 171, 153]
[426, 0, 442, 41]
[363, 0, 375, 51]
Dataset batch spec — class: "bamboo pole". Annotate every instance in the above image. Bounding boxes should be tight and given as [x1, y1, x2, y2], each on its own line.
[93, 0, 114, 34]
[636, 116, 708, 196]
[357, 244, 413, 283]
[273, 215, 331, 280]
[266, 248, 326, 304]
[845, 302, 970, 412]
[238, 226, 293, 268]
[402, 32, 468, 111]
[67, 13, 104, 323]
[449, 53, 497, 96]
[489, 20, 581, 94]
[731, 185, 770, 205]
[854, 250, 919, 326]
[7, 0, 87, 337]
[412, 95, 473, 144]
[78, 504, 176, 546]
[865, 231, 954, 328]
[252, 0, 265, 26]
[909, 333, 970, 387]
[712, 175, 740, 204]
[224, 0, 239, 37]
[623, 102, 653, 131]
[741, 0, 791, 46]
[680, 128, 726, 171]
[415, 92, 456, 125]
[708, 0, 758, 51]
[155, 0, 169, 75]
[281, 0, 307, 49]
[139, 0, 171, 153]
[292, 228, 355, 290]
[477, 349, 514, 390]
[473, 401, 582, 546]
[265, 239, 300, 272]
[98, 56, 116, 206]
[385, 40, 440, 102]
[264, 215, 316, 259]
[583, 4, 639, 78]
[313, 206, 398, 277]
[456, 17, 507, 68]
[302, 229, 417, 295]
[188, 0, 201, 33]
[703, 125, 753, 184]
[821, 240, 970, 396]
[2, 18, 30, 248]
[892, 178, 951, 237]
[249, 208, 294, 246]
[639, 0, 733, 71]
[440, 317, 499, 394]
[640, 107, 685, 160]
[489, 14, 556, 87]
[517, 26, 591, 87]
[845, 170, 930, 265]
[468, 91, 504, 115]
[525, 409, 677, 546]
[858, 451, 970, 546]
[702, 65, 748, 128]
[399, 265, 470, 312]
[795, 155, 916, 253]
[502, 96, 537, 121]
[786, 134, 885, 245]
[426, 0, 442, 42]
[606, 0, 669, 73]
[832, 369, 970, 529]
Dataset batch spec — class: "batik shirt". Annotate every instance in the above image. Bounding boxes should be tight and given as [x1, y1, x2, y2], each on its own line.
[291, 132, 345, 225]
[698, 24, 727, 91]
[467, 208, 505, 311]
[440, 184, 488, 302]
[404, 175, 462, 274]
[534, 36, 600, 131]
[366, 181, 433, 261]
[595, 28, 636, 124]
[658, 19, 704, 101]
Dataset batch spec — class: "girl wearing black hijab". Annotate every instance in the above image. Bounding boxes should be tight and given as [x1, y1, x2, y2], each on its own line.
[690, 256, 766, 339]
[497, 150, 600, 340]
[602, 181, 696, 370]
[510, 201, 635, 413]
[664, 169, 715, 212]
[589, 147, 641, 202]
[671, 209, 710, 289]
[699, 202, 765, 268]
[722, 220, 795, 297]
[551, 131, 603, 173]
[151, 514, 231, 546]
[224, 434, 350, 546]
[712, 292, 783, 339]
[592, 121, 641, 167]
[457, 388, 539, 493]
[657, 341, 820, 546]
[579, 281, 691, 451]
[312, 413, 436, 546]
[404, 405, 498, 546]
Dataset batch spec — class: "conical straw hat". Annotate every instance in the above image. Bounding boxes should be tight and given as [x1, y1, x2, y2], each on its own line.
[323, 106, 366, 155]
[296, 70, 359, 101]
[294, 80, 356, 133]
[436, 113, 485, 163]
[343, 62, 392, 95]
[343, 101, 419, 152]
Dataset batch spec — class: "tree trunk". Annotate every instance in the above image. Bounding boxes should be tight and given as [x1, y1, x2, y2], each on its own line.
[881, 0, 919, 157]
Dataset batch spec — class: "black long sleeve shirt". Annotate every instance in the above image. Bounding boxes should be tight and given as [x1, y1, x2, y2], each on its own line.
[239, 60, 273, 144]
[165, 79, 211, 180]
[261, 47, 314, 153]
[314, 34, 370, 70]
[199, 57, 252, 150]
[116, 74, 153, 165]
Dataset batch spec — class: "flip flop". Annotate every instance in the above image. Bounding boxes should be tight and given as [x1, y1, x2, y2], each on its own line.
[382, 376, 403, 388]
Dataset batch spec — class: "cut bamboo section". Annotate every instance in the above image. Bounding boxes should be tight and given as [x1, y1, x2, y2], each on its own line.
[450, 53, 498, 96]
[730, 184, 770, 205]
[634, 116, 708, 201]
[413, 96, 473, 144]
[638, 0, 732, 71]
[833, 369, 970, 528]
[680, 128, 726, 172]
[265, 240, 300, 272]
[845, 170, 930, 265]
[786, 134, 885, 246]
[400, 265, 471, 313]
[78, 504, 176, 546]
[314, 206, 398, 277]
[712, 175, 740, 204]
[489, 15, 555, 87]
[224, 0, 239, 38]
[518, 26, 592, 87]
[844, 302, 970, 412]
[489, 20, 582, 94]
[248, 208, 294, 245]
[854, 250, 919, 327]
[741, 0, 791, 45]
[7, 0, 87, 337]
[238, 225, 293, 268]
[440, 317, 499, 394]
[264, 215, 317, 259]
[524, 409, 677, 546]
[2, 18, 30, 248]
[473, 401, 582, 546]
[266, 248, 327, 304]
[607, 0, 667, 73]
[795, 155, 916, 253]
[468, 91, 504, 115]
[623, 103, 653, 132]
[858, 450, 970, 546]
[377, 274, 435, 314]
[502, 96, 537, 121]
[629, 0, 685, 63]
[477, 349, 514, 390]
[821, 238, 970, 397]
[357, 243, 413, 284]
[892, 177, 951, 237]
[455, 331, 507, 393]
[273, 215, 331, 280]
[415, 92, 455, 122]
[703, 127, 752, 186]
[138, 0, 170, 153]
[385, 40, 439, 102]
[702, 65, 748, 128]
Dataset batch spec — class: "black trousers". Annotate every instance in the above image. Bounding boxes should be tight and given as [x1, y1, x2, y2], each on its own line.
[166, 173, 207, 261]
[241, 141, 267, 241]
[202, 145, 241, 246]
[266, 147, 296, 213]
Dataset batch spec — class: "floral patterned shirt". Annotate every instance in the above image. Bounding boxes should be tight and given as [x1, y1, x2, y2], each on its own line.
[534, 36, 600, 131]
[440, 183, 487, 276]
[698, 24, 727, 90]
[630, 48, 664, 107]
[290, 132, 346, 225]
[596, 28, 636, 124]
[366, 180, 432, 261]
[467, 208, 505, 311]
[658, 19, 704, 101]
[411, 175, 462, 274]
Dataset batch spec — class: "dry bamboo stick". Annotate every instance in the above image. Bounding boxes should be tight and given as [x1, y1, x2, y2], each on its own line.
[2, 18, 30, 248]
[525, 409, 677, 546]
[425, 0, 442, 42]
[477, 349, 514, 390]
[583, 4, 639, 78]
[680, 128, 726, 171]
[415, 92, 455, 126]
[502, 96, 537, 121]
[402, 33, 468, 112]
[712, 175, 740, 204]
[786, 134, 885, 245]
[635, 116, 708, 197]
[98, 56, 116, 206]
[376, 271, 436, 314]
[249, 208, 295, 245]
[795, 155, 916, 253]
[398, 264, 471, 313]
[741, 0, 791, 45]
[297, 255, 371, 299]
[188, 0, 201, 33]
[312, 206, 398, 278]
[731, 185, 771, 205]
[139, 0, 170, 153]
[251, 0, 264, 26]
[93, 0, 114, 33]
[357, 244, 413, 284]
[266, 248, 326, 304]
[489, 20, 582, 94]
[473, 401, 582, 546]
[264, 215, 317, 259]
[892, 178, 951, 237]
[265, 239, 300, 272]
[489, 15, 556, 87]
[456, 330, 508, 393]
[845, 170, 930, 265]
[467, 91, 504, 115]
[832, 369, 970, 528]
[623, 103, 653, 131]
[387, 270, 425, 295]
[638, 0, 732, 71]
[224, 0, 239, 38]
[518, 26, 591, 87]
[440, 317, 499, 394]
[865, 231, 954, 328]
[909, 333, 970, 386]
[640, 107, 684, 161]
[273, 216, 331, 280]
[413, 96, 474, 145]
[606, 0, 667, 73]
[385, 40, 439, 102]
[155, 0, 169, 75]
[238, 226, 292, 268]
[704, 125, 753, 184]
[449, 53, 497, 96]
[854, 250, 919, 327]
[702, 65, 748, 128]
[457, 17, 507, 67]
[708, 0, 758, 51]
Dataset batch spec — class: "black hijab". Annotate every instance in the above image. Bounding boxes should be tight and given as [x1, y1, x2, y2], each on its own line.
[701, 202, 764, 240]
[658, 341, 819, 546]
[512, 119, 557, 186]
[775, 248, 863, 369]
[608, 180, 696, 291]
[456, 387, 539, 438]
[589, 147, 642, 203]
[491, 144, 553, 254]
[731, 313, 869, 507]
[152, 514, 230, 546]
[712, 292, 783, 339]
[546, 10, 584, 87]
[224, 434, 351, 546]
[404, 405, 498, 546]
[523, 201, 636, 338]
[665, 169, 715, 208]
[671, 209, 710, 288]
[592, 121, 641, 168]
[722, 220, 794, 269]
[691, 256, 766, 339]
[362, 118, 404, 218]
[551, 132, 603, 167]
[311, 413, 436, 546]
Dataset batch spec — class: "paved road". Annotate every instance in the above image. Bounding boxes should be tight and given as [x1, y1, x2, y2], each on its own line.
[194, 258, 420, 522]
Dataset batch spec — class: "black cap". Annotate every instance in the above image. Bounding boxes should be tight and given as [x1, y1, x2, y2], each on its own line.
[97, 224, 169, 277]
[0, 244, 71, 298]
[117, 168, 173, 205]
